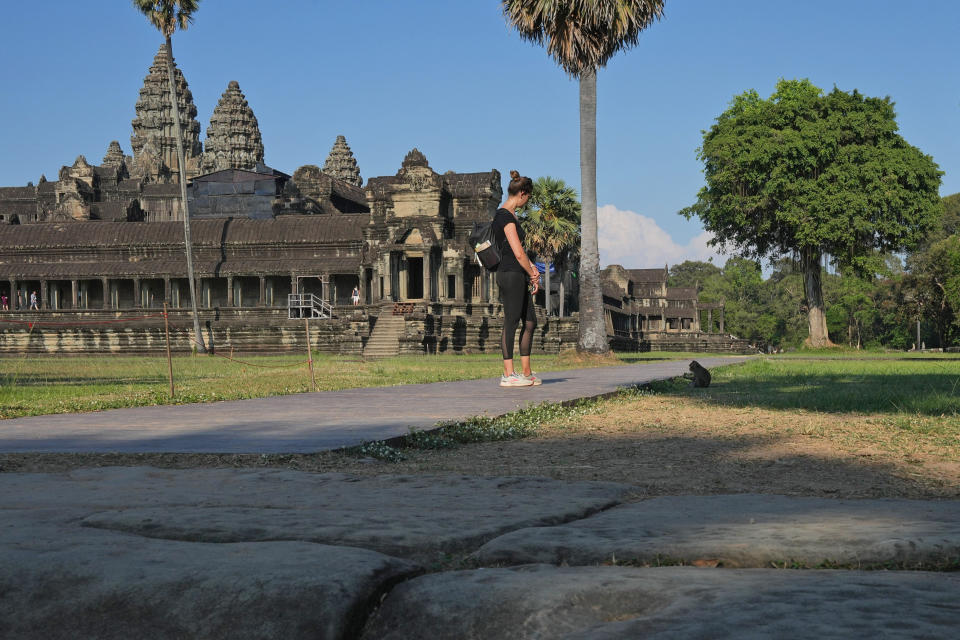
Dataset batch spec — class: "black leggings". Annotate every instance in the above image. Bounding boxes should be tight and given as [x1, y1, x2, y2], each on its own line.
[497, 270, 537, 360]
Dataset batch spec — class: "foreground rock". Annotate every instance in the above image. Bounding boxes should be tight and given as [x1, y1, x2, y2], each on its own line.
[0, 509, 419, 640]
[0, 467, 629, 637]
[362, 564, 960, 639]
[475, 494, 960, 568]
[2, 467, 626, 559]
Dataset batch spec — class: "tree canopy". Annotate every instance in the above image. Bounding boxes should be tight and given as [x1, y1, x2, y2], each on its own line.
[682, 78, 943, 345]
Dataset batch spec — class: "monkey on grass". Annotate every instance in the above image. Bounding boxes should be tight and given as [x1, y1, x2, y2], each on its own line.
[688, 360, 711, 388]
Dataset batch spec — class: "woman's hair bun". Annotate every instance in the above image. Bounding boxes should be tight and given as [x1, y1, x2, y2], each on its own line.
[509, 170, 520, 180]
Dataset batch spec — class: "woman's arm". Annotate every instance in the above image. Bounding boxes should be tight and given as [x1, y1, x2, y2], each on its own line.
[503, 222, 540, 293]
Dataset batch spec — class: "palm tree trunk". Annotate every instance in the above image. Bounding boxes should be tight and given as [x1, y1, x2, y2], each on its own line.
[577, 69, 608, 353]
[801, 246, 831, 348]
[544, 260, 552, 316]
[164, 35, 205, 353]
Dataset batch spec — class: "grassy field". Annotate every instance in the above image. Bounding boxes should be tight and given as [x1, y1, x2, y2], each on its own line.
[5, 355, 958, 499]
[0, 350, 715, 419]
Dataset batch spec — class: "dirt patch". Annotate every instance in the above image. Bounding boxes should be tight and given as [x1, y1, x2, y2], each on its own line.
[2, 393, 958, 500]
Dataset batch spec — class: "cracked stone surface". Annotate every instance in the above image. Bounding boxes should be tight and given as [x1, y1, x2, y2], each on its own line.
[362, 564, 960, 639]
[0, 508, 419, 640]
[0, 468, 626, 637]
[475, 494, 960, 568]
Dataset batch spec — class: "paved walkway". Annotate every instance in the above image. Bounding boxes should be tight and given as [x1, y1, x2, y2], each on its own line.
[0, 356, 745, 454]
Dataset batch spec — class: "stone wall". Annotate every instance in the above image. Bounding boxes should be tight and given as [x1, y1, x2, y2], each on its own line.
[0, 309, 368, 356]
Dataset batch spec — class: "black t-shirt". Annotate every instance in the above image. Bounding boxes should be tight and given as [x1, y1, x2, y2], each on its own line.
[493, 208, 528, 273]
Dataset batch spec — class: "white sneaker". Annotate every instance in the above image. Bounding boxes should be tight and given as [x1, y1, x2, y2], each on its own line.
[500, 373, 534, 387]
[520, 372, 542, 386]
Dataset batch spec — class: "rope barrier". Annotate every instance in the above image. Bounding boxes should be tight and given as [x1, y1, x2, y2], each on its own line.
[0, 313, 166, 327]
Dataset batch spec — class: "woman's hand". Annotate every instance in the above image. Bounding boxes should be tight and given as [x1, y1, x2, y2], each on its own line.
[529, 271, 540, 295]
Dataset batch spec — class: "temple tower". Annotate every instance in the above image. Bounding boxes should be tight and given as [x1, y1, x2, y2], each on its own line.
[322, 135, 362, 187]
[200, 81, 265, 173]
[101, 141, 126, 169]
[130, 44, 202, 182]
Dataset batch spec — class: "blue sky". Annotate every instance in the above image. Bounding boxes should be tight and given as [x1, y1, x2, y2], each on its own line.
[1, 1, 957, 268]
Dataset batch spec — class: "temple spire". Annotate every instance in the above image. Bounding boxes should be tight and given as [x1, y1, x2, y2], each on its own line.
[200, 81, 265, 173]
[130, 43, 202, 182]
[322, 135, 362, 186]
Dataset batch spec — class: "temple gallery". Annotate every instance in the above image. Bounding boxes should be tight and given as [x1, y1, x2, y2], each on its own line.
[0, 45, 746, 355]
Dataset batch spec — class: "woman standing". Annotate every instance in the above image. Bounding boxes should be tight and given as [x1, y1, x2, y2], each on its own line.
[494, 170, 542, 387]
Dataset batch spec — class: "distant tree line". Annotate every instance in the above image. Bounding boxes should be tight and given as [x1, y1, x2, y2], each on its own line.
[670, 193, 960, 350]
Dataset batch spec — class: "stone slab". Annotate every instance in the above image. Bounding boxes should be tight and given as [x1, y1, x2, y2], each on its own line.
[361, 564, 960, 639]
[1, 467, 628, 560]
[474, 494, 960, 568]
[0, 509, 419, 640]
[0, 357, 746, 453]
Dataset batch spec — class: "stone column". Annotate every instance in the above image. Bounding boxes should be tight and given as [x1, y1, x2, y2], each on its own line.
[259, 276, 266, 307]
[102, 277, 110, 309]
[661, 311, 666, 333]
[719, 308, 725, 334]
[423, 255, 432, 302]
[707, 309, 713, 333]
[133, 278, 141, 308]
[70, 279, 78, 309]
[9, 278, 16, 310]
[40, 280, 48, 310]
[164, 278, 171, 305]
[226, 276, 234, 307]
[455, 262, 465, 303]
[358, 269, 366, 305]
[327, 275, 336, 305]
[383, 257, 392, 301]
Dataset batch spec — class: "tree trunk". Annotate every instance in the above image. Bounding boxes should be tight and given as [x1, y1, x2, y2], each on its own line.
[544, 260, 552, 316]
[576, 69, 608, 354]
[559, 270, 565, 318]
[801, 246, 831, 347]
[165, 36, 205, 353]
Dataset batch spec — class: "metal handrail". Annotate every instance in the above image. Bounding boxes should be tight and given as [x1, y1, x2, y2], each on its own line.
[288, 293, 333, 319]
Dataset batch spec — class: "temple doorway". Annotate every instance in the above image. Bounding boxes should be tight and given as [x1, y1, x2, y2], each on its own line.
[406, 257, 423, 300]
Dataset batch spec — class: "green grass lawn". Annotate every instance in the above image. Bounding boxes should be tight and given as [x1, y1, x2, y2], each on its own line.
[653, 356, 960, 416]
[0, 350, 719, 419]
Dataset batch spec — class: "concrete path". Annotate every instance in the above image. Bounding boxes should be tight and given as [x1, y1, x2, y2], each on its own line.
[0, 356, 744, 454]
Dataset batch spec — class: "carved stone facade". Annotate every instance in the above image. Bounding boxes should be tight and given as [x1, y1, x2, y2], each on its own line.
[130, 44, 203, 183]
[200, 81, 264, 174]
[322, 135, 362, 187]
[0, 44, 750, 355]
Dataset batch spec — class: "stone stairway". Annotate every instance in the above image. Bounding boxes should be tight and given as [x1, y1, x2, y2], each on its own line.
[363, 313, 405, 358]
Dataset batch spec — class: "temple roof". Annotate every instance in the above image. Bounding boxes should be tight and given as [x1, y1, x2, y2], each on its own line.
[626, 268, 668, 283]
[666, 287, 698, 300]
[0, 216, 366, 250]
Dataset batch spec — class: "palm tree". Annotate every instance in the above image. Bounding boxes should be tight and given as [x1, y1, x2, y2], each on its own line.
[132, 0, 205, 352]
[502, 0, 665, 353]
[520, 176, 581, 316]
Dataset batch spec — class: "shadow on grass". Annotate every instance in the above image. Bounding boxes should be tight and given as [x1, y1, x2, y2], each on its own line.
[648, 368, 960, 416]
[1, 431, 954, 501]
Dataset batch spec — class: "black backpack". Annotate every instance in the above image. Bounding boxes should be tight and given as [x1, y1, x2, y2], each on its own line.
[468, 217, 501, 271]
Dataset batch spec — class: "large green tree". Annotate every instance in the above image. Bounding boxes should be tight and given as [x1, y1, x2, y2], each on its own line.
[682, 79, 943, 347]
[502, 0, 665, 353]
[132, 0, 205, 352]
[520, 176, 580, 316]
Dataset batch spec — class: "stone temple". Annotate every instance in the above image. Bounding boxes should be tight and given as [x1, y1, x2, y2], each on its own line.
[0, 45, 745, 355]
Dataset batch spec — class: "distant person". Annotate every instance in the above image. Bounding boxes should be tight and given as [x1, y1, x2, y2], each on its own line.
[351, 286, 360, 306]
[1, 294, 7, 311]
[29, 291, 39, 310]
[494, 170, 540, 388]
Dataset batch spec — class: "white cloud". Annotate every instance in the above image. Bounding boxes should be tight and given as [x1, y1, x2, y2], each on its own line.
[596, 204, 729, 269]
